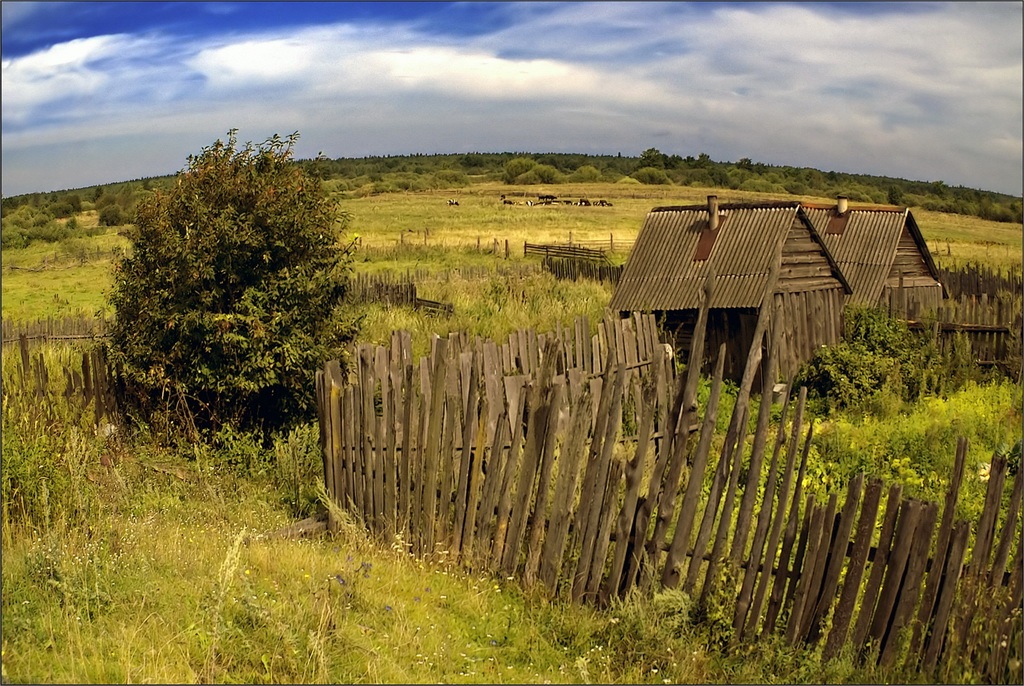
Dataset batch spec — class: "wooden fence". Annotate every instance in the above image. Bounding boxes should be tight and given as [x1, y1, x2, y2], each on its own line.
[316, 293, 1022, 680]
[937, 263, 1023, 299]
[542, 257, 624, 285]
[2, 334, 117, 428]
[2, 315, 112, 347]
[524, 242, 611, 263]
[886, 288, 1023, 374]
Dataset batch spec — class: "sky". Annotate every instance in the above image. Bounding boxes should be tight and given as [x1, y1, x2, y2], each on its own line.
[2, 1, 1022, 197]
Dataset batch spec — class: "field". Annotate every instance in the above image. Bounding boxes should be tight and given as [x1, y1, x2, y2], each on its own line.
[1, 181, 1021, 683]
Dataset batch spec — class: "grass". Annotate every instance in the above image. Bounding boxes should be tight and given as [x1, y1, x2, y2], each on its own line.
[1, 181, 1021, 683]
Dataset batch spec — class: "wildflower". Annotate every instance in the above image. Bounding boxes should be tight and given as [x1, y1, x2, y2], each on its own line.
[385, 605, 393, 612]
[334, 575, 346, 586]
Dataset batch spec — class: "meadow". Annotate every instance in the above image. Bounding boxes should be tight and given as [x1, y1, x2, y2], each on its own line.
[1, 182, 1021, 683]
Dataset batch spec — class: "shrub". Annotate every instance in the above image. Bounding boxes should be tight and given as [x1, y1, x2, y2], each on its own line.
[631, 167, 672, 185]
[107, 131, 358, 438]
[98, 204, 127, 227]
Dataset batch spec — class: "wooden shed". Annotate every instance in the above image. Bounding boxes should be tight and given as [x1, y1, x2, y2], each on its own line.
[800, 196, 946, 313]
[609, 196, 852, 382]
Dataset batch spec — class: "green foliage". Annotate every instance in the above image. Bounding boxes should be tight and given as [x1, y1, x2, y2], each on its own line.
[795, 305, 989, 415]
[503, 156, 536, 184]
[631, 166, 673, 185]
[98, 203, 127, 226]
[107, 131, 358, 437]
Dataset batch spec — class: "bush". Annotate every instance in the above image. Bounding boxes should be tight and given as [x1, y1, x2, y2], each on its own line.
[796, 305, 988, 415]
[98, 204, 127, 227]
[107, 131, 358, 438]
[631, 167, 672, 185]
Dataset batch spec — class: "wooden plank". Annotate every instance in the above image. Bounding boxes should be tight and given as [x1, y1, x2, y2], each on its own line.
[866, 499, 925, 656]
[524, 376, 567, 586]
[503, 340, 560, 575]
[822, 478, 883, 661]
[452, 349, 481, 557]
[786, 496, 825, 645]
[646, 271, 716, 582]
[907, 436, 968, 664]
[849, 483, 903, 651]
[399, 347, 416, 539]
[730, 300, 786, 565]
[922, 521, 970, 672]
[538, 382, 593, 594]
[491, 375, 529, 566]
[373, 346, 389, 533]
[762, 419, 815, 636]
[989, 463, 1023, 587]
[420, 337, 449, 554]
[805, 474, 865, 644]
[572, 361, 626, 603]
[742, 387, 808, 641]
[660, 346, 726, 590]
[604, 347, 666, 599]
[880, 501, 938, 668]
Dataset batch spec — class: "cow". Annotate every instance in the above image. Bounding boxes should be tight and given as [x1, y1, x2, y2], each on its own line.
[447, 199, 460, 206]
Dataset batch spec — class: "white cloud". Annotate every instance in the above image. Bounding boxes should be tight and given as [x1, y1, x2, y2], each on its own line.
[1, 1, 1021, 196]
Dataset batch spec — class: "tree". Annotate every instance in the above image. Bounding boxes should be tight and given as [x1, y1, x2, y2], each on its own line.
[638, 147, 666, 169]
[503, 157, 536, 184]
[108, 131, 357, 437]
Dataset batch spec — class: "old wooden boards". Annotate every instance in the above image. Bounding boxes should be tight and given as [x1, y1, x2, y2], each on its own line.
[315, 309, 1022, 680]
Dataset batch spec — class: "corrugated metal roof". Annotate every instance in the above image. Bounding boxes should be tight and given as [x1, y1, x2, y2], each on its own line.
[611, 203, 805, 311]
[802, 204, 943, 303]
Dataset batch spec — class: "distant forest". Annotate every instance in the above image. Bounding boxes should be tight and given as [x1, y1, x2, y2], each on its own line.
[3, 148, 1021, 250]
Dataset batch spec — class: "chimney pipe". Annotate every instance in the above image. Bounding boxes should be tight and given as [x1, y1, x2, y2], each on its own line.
[708, 195, 720, 231]
[836, 195, 848, 214]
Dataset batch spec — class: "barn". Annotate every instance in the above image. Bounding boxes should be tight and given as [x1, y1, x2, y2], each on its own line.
[609, 196, 852, 382]
[800, 196, 945, 314]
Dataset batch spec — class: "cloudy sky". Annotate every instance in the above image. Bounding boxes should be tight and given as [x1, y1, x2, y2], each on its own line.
[2, 1, 1021, 197]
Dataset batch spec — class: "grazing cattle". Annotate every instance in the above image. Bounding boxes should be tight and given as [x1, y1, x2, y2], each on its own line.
[595, 199, 613, 207]
[538, 194, 557, 204]
[500, 194, 515, 205]
[575, 198, 591, 206]
[447, 199, 460, 206]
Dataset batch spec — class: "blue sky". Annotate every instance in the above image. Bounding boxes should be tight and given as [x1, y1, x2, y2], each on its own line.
[2, 1, 1021, 197]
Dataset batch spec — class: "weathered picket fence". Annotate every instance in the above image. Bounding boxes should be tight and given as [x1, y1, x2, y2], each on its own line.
[315, 285, 1022, 680]
[2, 315, 112, 348]
[2, 334, 117, 428]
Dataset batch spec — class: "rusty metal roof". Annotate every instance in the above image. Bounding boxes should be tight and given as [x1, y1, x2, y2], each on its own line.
[610, 202, 847, 311]
[801, 203, 944, 303]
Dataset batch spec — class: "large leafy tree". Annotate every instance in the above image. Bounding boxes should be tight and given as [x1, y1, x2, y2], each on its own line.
[108, 131, 356, 436]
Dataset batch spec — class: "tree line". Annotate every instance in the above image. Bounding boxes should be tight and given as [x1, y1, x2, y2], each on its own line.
[3, 148, 1020, 250]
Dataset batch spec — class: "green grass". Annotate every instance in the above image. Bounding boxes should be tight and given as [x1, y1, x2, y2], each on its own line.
[2, 182, 1020, 683]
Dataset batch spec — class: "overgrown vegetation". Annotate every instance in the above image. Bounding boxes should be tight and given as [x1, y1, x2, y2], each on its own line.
[107, 131, 358, 438]
[796, 305, 996, 415]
